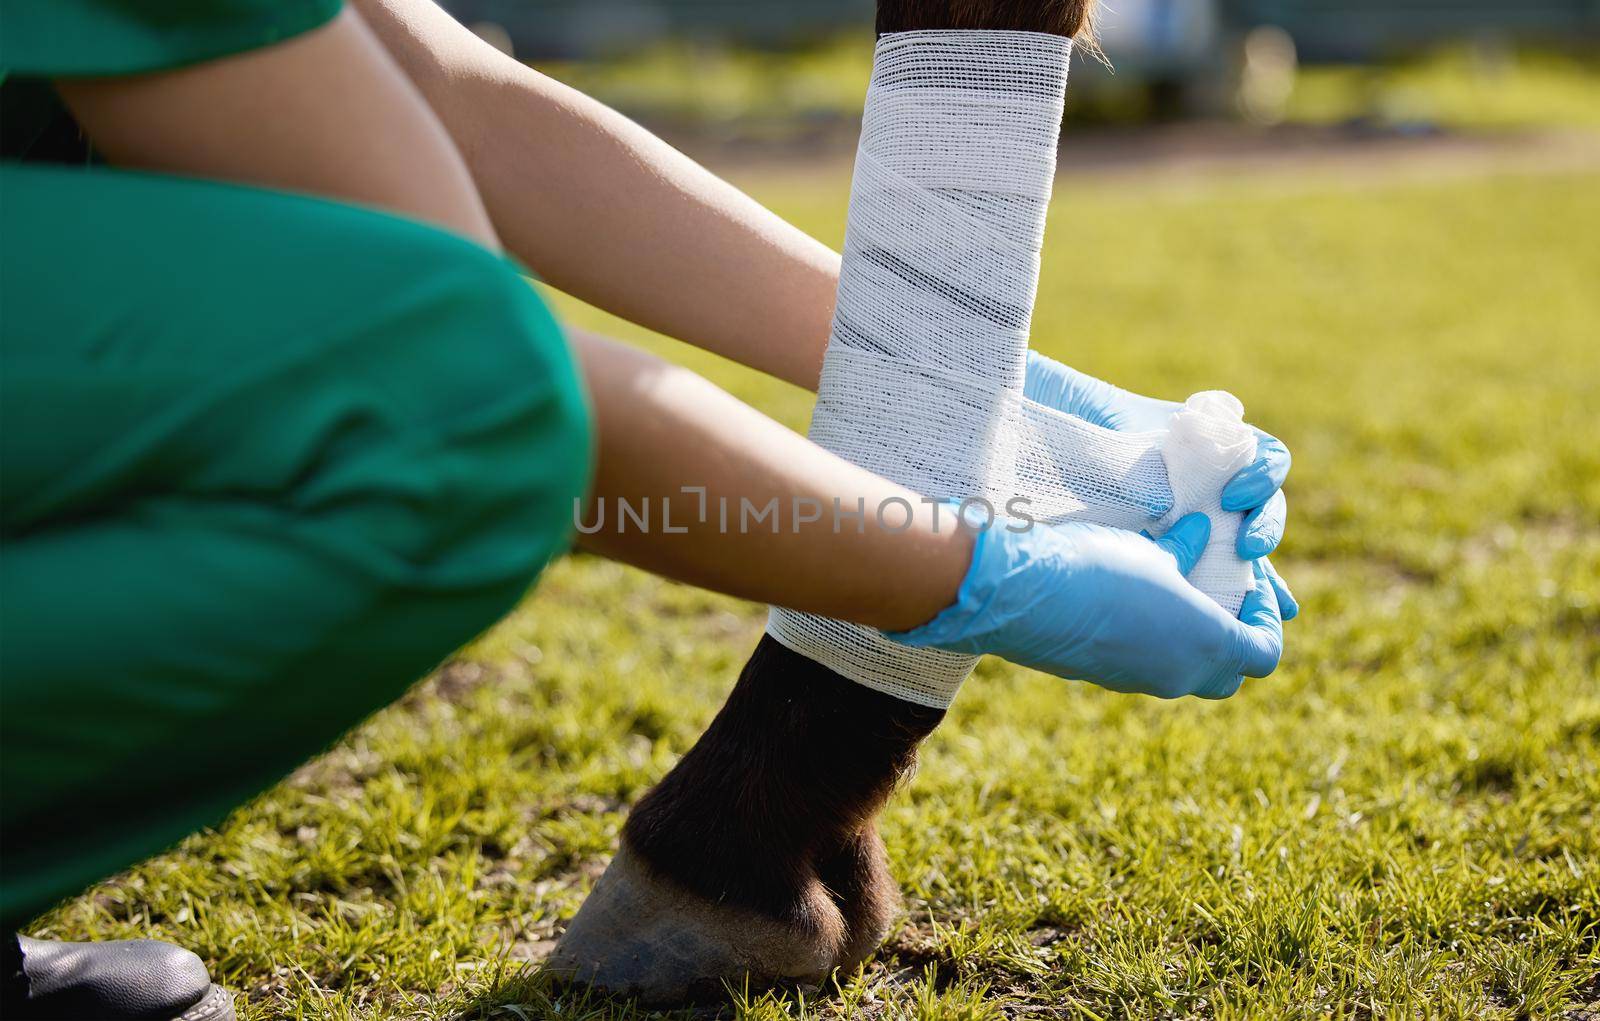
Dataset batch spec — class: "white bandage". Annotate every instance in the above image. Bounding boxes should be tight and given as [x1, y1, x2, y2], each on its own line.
[1158, 392, 1257, 612]
[767, 31, 1255, 708]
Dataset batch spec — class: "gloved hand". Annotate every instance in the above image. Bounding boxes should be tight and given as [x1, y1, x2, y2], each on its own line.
[1023, 350, 1298, 619]
[888, 511, 1283, 699]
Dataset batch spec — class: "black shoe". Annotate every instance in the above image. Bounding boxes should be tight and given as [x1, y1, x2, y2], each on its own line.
[2, 933, 235, 1020]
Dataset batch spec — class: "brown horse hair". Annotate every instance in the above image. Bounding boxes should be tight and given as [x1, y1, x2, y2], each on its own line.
[876, 0, 1098, 41]
[621, 635, 943, 933]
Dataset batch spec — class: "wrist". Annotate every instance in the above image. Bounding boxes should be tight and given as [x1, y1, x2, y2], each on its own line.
[881, 511, 991, 640]
[871, 502, 978, 634]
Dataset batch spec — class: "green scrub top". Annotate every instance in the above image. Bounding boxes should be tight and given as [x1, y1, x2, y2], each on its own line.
[0, 0, 343, 79]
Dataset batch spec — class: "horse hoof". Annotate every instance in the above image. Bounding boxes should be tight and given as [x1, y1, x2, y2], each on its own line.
[546, 843, 846, 1004]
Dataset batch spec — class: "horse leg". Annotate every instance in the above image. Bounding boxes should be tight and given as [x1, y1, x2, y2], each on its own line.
[547, 634, 941, 1001]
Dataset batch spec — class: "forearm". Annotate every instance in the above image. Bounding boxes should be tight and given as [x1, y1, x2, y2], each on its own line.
[569, 329, 968, 631]
[353, 0, 841, 389]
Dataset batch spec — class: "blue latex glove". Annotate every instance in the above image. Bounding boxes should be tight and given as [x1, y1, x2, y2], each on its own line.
[888, 512, 1282, 699]
[1023, 350, 1298, 620]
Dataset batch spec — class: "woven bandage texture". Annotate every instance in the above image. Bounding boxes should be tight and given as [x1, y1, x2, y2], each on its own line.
[767, 31, 1254, 707]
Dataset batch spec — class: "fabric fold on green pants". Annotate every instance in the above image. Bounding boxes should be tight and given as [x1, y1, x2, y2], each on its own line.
[0, 162, 592, 928]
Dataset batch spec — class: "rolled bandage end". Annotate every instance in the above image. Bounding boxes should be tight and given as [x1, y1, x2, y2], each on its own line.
[1159, 391, 1257, 616]
[1165, 391, 1256, 471]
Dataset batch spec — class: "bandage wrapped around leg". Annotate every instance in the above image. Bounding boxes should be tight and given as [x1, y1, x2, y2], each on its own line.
[767, 30, 1255, 708]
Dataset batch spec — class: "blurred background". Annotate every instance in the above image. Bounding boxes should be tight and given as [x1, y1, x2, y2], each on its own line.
[439, 0, 1600, 168]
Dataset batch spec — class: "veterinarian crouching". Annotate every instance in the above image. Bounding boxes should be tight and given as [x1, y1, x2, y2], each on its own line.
[0, 0, 1293, 1014]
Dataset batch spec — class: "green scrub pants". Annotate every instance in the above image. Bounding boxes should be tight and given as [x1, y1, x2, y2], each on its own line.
[0, 162, 592, 929]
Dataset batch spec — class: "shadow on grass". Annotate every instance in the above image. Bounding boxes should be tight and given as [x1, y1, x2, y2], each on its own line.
[451, 964, 818, 1021]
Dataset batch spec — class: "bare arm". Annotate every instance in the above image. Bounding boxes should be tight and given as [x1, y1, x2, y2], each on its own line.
[56, 8, 499, 249]
[353, 0, 841, 390]
[572, 330, 971, 632]
[55, 6, 966, 629]
[344, 1, 965, 624]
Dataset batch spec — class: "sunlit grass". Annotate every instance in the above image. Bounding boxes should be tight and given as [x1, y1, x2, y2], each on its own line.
[32, 162, 1599, 1018]
[536, 37, 869, 127]
[1286, 48, 1600, 129]
[536, 38, 1600, 133]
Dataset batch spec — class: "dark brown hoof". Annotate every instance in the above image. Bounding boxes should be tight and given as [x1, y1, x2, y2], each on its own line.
[546, 844, 846, 1003]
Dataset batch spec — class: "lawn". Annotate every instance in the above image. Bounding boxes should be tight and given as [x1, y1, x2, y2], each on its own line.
[29, 161, 1599, 1018]
[532, 40, 1600, 132]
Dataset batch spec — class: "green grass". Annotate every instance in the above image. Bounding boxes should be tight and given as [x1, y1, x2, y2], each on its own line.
[534, 39, 1600, 132]
[1284, 48, 1600, 130]
[32, 165, 1599, 1018]
[536, 38, 870, 129]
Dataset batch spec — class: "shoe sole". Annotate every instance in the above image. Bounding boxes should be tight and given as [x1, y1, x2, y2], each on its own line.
[176, 985, 235, 1021]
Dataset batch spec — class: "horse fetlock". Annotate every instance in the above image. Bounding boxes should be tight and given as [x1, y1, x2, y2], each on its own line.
[549, 636, 942, 1001]
[815, 823, 902, 973]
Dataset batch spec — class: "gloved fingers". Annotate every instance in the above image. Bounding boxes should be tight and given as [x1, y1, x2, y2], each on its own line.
[1263, 557, 1299, 621]
[1022, 349, 1130, 430]
[1238, 489, 1287, 559]
[1221, 429, 1291, 512]
[1230, 560, 1284, 678]
[1194, 672, 1244, 701]
[1022, 349, 1094, 418]
[1146, 512, 1210, 576]
[1021, 350, 1059, 407]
